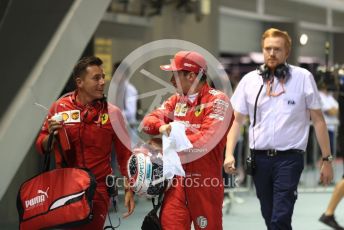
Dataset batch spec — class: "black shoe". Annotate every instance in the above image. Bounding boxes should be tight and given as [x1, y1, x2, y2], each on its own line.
[319, 213, 344, 230]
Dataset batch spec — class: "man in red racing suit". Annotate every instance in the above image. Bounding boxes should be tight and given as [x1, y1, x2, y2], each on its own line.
[36, 56, 134, 229]
[142, 51, 233, 230]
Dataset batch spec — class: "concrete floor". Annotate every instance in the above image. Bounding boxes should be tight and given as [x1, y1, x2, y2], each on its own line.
[106, 189, 344, 230]
[106, 161, 344, 230]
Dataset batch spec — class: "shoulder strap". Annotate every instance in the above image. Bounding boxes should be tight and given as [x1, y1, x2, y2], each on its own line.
[55, 136, 68, 168]
[42, 133, 68, 172]
[42, 134, 54, 172]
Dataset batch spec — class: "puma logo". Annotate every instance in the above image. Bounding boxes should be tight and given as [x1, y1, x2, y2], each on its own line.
[25, 187, 49, 209]
[38, 187, 49, 198]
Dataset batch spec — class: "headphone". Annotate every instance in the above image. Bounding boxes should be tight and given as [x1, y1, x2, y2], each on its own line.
[84, 97, 107, 123]
[82, 105, 100, 123]
[257, 63, 289, 81]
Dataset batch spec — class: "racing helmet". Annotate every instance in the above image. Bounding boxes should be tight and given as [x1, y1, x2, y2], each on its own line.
[127, 142, 169, 198]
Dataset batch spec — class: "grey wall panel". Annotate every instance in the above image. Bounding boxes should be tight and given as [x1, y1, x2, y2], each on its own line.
[0, 0, 73, 120]
[96, 21, 146, 62]
[0, 0, 11, 26]
[219, 14, 263, 54]
[265, 0, 326, 24]
[333, 10, 344, 27]
[220, 0, 257, 12]
[334, 33, 344, 64]
[298, 29, 331, 62]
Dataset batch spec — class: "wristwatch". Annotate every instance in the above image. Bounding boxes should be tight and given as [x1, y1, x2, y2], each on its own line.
[322, 155, 333, 162]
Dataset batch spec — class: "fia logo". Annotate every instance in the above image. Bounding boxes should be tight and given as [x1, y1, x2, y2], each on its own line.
[287, 100, 295, 105]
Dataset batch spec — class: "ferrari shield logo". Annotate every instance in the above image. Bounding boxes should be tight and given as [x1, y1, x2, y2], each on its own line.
[101, 113, 109, 125]
[195, 104, 204, 117]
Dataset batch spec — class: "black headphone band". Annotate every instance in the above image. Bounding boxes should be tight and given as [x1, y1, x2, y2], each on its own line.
[258, 63, 289, 81]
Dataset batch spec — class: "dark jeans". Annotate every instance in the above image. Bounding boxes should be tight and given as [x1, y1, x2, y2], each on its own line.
[253, 153, 304, 230]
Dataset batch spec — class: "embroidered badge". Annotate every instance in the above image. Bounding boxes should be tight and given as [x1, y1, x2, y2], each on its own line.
[195, 104, 204, 117]
[101, 113, 109, 125]
[174, 103, 188, 116]
[196, 216, 208, 229]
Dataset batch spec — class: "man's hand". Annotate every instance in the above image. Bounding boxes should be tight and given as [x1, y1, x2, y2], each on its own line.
[122, 189, 135, 218]
[47, 119, 63, 135]
[223, 154, 236, 174]
[42, 119, 63, 152]
[159, 124, 171, 136]
[320, 162, 333, 186]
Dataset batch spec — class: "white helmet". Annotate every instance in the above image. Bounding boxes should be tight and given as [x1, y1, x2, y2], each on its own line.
[127, 143, 168, 198]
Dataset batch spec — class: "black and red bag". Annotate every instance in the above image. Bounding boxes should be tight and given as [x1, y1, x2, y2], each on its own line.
[17, 134, 97, 229]
[141, 193, 163, 230]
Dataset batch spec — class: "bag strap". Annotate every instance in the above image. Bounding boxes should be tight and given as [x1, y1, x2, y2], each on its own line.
[42, 133, 54, 172]
[103, 196, 121, 230]
[42, 133, 68, 172]
[55, 135, 68, 168]
[150, 179, 168, 213]
[152, 192, 164, 213]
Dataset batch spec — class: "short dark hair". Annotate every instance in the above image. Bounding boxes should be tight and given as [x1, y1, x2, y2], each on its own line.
[112, 61, 121, 76]
[72, 56, 103, 81]
[112, 60, 130, 77]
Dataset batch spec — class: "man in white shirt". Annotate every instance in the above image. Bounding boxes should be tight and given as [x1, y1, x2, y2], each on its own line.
[123, 81, 138, 126]
[318, 82, 339, 153]
[112, 61, 138, 126]
[112, 61, 139, 145]
[224, 28, 333, 230]
[317, 82, 344, 230]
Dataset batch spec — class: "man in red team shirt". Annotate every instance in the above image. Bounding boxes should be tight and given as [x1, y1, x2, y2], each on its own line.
[142, 51, 233, 230]
[36, 56, 135, 229]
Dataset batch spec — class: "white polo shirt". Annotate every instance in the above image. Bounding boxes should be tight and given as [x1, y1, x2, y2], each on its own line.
[231, 65, 321, 151]
[319, 91, 339, 132]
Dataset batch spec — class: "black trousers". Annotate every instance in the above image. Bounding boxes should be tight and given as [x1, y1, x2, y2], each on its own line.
[253, 152, 304, 230]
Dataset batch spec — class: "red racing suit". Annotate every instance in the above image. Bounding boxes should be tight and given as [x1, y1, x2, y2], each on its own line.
[142, 83, 233, 230]
[36, 91, 131, 230]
